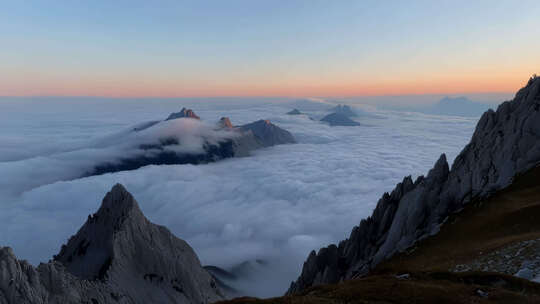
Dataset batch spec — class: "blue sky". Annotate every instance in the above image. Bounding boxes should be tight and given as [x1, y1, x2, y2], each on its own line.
[1, 0, 539, 97]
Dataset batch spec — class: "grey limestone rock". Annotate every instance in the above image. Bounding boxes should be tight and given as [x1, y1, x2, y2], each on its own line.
[0, 184, 224, 304]
[239, 120, 296, 147]
[320, 113, 361, 126]
[288, 76, 540, 294]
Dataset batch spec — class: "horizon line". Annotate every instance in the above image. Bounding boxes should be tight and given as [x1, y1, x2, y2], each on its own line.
[0, 90, 515, 100]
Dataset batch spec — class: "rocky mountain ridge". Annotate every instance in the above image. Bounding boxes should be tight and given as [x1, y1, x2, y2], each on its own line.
[288, 76, 540, 293]
[320, 112, 361, 126]
[0, 184, 223, 304]
[166, 107, 201, 120]
[88, 109, 295, 176]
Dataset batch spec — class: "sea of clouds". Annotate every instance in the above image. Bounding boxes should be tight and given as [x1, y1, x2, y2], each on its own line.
[0, 97, 482, 297]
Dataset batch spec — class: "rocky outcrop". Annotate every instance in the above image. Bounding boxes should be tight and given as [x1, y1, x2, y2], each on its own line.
[286, 109, 302, 115]
[166, 108, 200, 120]
[239, 120, 296, 147]
[330, 105, 357, 117]
[288, 76, 540, 293]
[320, 113, 361, 126]
[218, 117, 234, 129]
[0, 184, 224, 304]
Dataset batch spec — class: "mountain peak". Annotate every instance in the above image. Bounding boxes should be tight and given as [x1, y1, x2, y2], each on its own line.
[286, 109, 302, 115]
[218, 117, 234, 129]
[165, 107, 200, 121]
[101, 183, 141, 215]
[320, 112, 361, 126]
[240, 120, 296, 147]
[288, 74, 540, 294]
[53, 183, 146, 280]
[38, 184, 224, 303]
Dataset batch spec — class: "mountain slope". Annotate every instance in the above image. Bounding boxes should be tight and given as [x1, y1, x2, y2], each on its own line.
[288, 75, 540, 293]
[88, 111, 296, 176]
[0, 184, 224, 304]
[378, 165, 540, 276]
[219, 272, 540, 304]
[320, 113, 361, 126]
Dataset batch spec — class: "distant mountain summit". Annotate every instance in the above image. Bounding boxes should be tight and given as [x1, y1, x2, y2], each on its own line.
[330, 104, 357, 117]
[288, 75, 540, 293]
[87, 110, 296, 176]
[286, 109, 302, 115]
[166, 107, 200, 120]
[218, 117, 234, 129]
[320, 113, 361, 126]
[240, 119, 296, 147]
[0, 184, 224, 304]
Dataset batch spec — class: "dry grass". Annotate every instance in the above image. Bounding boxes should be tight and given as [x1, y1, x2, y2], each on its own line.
[218, 272, 540, 304]
[378, 165, 540, 272]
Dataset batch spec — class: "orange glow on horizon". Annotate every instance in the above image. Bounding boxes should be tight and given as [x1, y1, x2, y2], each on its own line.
[0, 71, 534, 98]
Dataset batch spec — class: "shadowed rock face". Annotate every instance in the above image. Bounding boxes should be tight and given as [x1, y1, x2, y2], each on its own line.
[239, 120, 296, 147]
[320, 113, 361, 126]
[90, 139, 237, 176]
[166, 108, 200, 120]
[0, 184, 224, 304]
[288, 76, 540, 294]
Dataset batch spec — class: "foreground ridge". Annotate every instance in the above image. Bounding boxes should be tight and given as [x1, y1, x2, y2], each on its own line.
[288, 76, 540, 293]
[0, 184, 224, 304]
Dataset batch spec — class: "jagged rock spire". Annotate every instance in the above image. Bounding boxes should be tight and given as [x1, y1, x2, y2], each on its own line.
[1, 184, 224, 304]
[218, 117, 234, 129]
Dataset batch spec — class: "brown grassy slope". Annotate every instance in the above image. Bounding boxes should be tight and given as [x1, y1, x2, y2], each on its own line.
[218, 272, 540, 304]
[219, 166, 540, 304]
[378, 165, 540, 273]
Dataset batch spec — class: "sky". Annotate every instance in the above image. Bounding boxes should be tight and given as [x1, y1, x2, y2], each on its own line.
[1, 0, 539, 97]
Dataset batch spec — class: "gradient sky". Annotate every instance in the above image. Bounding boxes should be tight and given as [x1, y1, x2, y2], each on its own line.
[1, 0, 539, 98]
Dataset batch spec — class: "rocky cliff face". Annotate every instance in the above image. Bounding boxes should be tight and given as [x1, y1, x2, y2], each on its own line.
[0, 184, 224, 304]
[239, 120, 296, 147]
[218, 117, 234, 129]
[166, 108, 201, 120]
[288, 76, 540, 293]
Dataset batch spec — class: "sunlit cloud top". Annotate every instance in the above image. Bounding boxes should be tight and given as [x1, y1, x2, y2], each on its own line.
[1, 0, 539, 97]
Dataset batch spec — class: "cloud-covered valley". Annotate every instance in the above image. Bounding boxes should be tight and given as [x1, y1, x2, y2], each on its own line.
[0, 97, 478, 297]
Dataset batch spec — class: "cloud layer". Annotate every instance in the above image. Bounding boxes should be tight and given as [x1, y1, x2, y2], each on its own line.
[0, 97, 477, 297]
